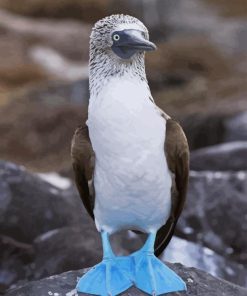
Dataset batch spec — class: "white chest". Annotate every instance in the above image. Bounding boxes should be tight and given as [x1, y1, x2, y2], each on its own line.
[87, 77, 172, 233]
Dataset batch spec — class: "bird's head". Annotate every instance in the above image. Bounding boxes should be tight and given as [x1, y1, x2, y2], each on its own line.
[90, 14, 156, 60]
[89, 15, 156, 94]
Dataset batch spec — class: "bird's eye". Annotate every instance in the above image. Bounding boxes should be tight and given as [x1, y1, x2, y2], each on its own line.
[113, 34, 120, 41]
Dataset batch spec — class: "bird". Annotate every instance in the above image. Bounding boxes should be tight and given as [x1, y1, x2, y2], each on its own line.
[71, 14, 189, 296]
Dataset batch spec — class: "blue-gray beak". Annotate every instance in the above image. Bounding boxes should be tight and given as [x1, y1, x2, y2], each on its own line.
[111, 29, 156, 59]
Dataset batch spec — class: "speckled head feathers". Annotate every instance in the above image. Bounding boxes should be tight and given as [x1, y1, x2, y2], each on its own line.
[89, 15, 151, 96]
[90, 14, 149, 49]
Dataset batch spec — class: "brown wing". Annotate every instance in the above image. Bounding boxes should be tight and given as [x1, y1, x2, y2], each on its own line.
[154, 118, 189, 256]
[71, 124, 95, 219]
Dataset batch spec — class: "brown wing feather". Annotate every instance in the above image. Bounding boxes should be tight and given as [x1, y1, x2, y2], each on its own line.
[154, 118, 189, 256]
[71, 125, 95, 219]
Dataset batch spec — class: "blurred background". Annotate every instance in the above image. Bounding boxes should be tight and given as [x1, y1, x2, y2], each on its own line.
[1, 0, 247, 294]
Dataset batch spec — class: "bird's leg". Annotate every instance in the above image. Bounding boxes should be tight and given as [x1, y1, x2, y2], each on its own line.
[132, 232, 186, 296]
[76, 231, 133, 296]
[102, 231, 115, 295]
[101, 231, 115, 259]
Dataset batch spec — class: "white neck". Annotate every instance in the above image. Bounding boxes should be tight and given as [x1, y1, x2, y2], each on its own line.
[89, 51, 148, 97]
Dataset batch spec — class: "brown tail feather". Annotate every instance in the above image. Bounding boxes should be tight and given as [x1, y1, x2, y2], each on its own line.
[154, 217, 176, 257]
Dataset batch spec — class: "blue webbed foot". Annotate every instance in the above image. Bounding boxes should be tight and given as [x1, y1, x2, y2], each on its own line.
[76, 232, 133, 296]
[76, 257, 133, 296]
[132, 233, 186, 295]
[133, 252, 186, 295]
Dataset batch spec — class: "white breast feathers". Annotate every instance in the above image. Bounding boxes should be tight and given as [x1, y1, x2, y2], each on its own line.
[87, 76, 172, 234]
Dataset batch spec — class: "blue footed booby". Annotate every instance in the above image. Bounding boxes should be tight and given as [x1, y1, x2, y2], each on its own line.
[71, 14, 189, 296]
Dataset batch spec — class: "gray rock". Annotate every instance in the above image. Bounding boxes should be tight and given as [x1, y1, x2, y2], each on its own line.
[0, 235, 34, 294]
[6, 263, 247, 296]
[32, 227, 145, 281]
[9, 219, 244, 289]
[32, 225, 247, 289]
[180, 111, 247, 152]
[180, 113, 226, 150]
[190, 142, 247, 171]
[0, 161, 83, 243]
[224, 112, 247, 142]
[177, 171, 247, 264]
[32, 226, 101, 281]
[164, 236, 247, 288]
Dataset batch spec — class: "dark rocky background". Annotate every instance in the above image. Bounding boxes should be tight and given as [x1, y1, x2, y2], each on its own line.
[0, 0, 247, 295]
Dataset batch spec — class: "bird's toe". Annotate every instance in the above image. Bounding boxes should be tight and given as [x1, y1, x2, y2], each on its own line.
[77, 258, 133, 296]
[133, 252, 186, 295]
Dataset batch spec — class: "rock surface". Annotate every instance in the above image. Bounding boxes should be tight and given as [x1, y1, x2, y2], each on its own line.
[224, 112, 247, 142]
[180, 113, 227, 150]
[190, 142, 247, 171]
[0, 161, 83, 243]
[0, 235, 34, 294]
[177, 170, 247, 264]
[32, 226, 101, 281]
[6, 262, 247, 296]
[164, 237, 247, 288]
